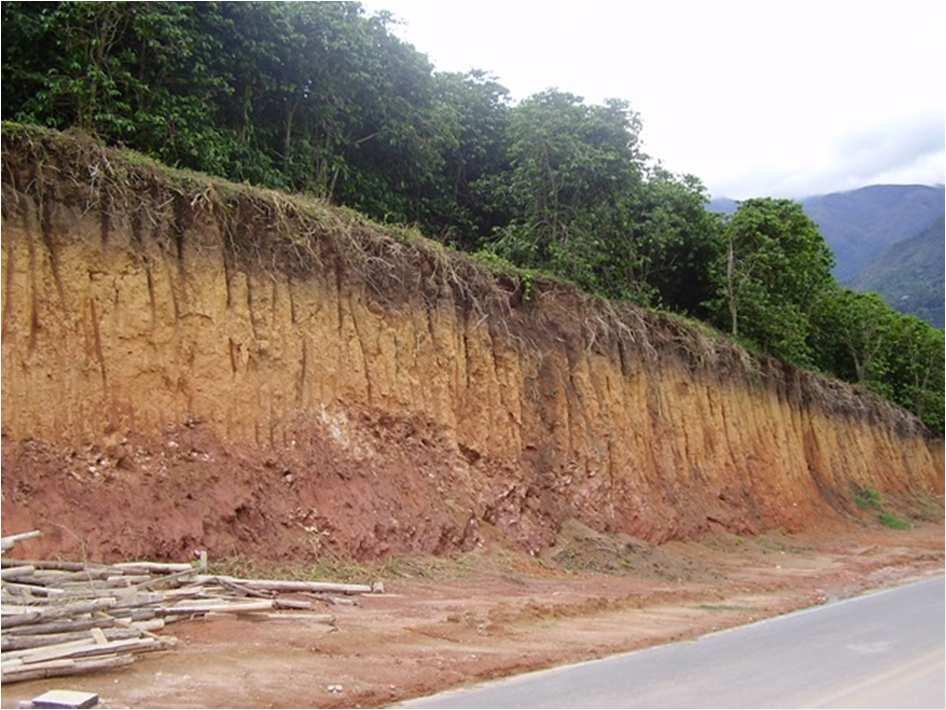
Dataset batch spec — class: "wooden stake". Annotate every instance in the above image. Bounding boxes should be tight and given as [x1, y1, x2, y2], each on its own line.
[0, 530, 41, 553]
[2, 598, 117, 629]
[0, 565, 36, 579]
[113, 561, 194, 573]
[195, 575, 371, 595]
[1, 653, 135, 684]
[155, 600, 274, 615]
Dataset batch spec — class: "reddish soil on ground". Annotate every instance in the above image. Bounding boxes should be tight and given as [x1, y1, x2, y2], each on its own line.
[1, 522, 942, 709]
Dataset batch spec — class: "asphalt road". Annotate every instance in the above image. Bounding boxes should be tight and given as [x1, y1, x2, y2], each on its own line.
[404, 576, 945, 708]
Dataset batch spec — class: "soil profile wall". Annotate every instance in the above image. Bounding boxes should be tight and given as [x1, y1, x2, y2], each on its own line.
[1, 127, 941, 559]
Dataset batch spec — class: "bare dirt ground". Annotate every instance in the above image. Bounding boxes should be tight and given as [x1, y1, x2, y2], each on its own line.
[2, 520, 943, 709]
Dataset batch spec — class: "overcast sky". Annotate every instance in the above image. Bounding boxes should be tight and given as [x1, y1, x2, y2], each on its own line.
[362, 0, 945, 199]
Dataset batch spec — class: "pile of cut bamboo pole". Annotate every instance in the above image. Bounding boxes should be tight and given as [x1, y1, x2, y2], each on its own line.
[1, 530, 379, 683]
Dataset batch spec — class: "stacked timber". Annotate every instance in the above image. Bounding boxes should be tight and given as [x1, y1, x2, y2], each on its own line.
[0, 530, 379, 683]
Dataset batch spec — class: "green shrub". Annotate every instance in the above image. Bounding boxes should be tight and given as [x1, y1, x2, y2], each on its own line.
[878, 512, 910, 530]
[852, 485, 882, 510]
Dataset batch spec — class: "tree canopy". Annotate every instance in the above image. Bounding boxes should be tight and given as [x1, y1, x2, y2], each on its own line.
[711, 198, 834, 366]
[2, 0, 942, 432]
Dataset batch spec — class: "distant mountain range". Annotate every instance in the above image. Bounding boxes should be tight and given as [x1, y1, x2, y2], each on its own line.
[850, 215, 944, 328]
[708, 185, 945, 327]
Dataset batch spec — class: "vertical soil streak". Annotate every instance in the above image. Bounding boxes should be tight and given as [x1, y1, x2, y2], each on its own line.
[222, 246, 234, 309]
[246, 275, 258, 340]
[228, 337, 239, 376]
[348, 292, 374, 404]
[297, 338, 308, 406]
[26, 213, 39, 355]
[145, 266, 157, 326]
[288, 276, 297, 324]
[89, 297, 108, 389]
[172, 195, 188, 270]
[38, 195, 65, 304]
[2, 232, 15, 341]
[130, 210, 158, 325]
[164, 253, 181, 324]
[99, 193, 111, 252]
[334, 257, 344, 343]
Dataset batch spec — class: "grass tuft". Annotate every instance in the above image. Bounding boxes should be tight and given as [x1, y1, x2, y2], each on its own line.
[852, 485, 883, 510]
[877, 512, 910, 530]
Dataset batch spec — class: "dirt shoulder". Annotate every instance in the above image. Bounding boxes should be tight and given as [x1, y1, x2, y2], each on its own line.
[2, 522, 943, 709]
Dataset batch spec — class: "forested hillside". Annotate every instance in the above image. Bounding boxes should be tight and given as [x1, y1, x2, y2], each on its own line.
[2, 1, 942, 432]
[710, 186, 944, 328]
[852, 217, 945, 328]
[802, 185, 944, 282]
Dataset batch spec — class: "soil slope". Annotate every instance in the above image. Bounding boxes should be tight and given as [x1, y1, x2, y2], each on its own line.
[1, 125, 942, 561]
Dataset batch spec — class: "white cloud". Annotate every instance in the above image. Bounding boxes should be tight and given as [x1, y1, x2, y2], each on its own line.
[364, 0, 945, 198]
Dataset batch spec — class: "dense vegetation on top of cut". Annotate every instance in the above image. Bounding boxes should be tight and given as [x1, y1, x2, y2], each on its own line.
[1, 2, 942, 433]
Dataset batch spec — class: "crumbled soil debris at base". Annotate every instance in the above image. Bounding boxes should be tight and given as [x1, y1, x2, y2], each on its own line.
[1, 522, 941, 709]
[544, 518, 722, 582]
